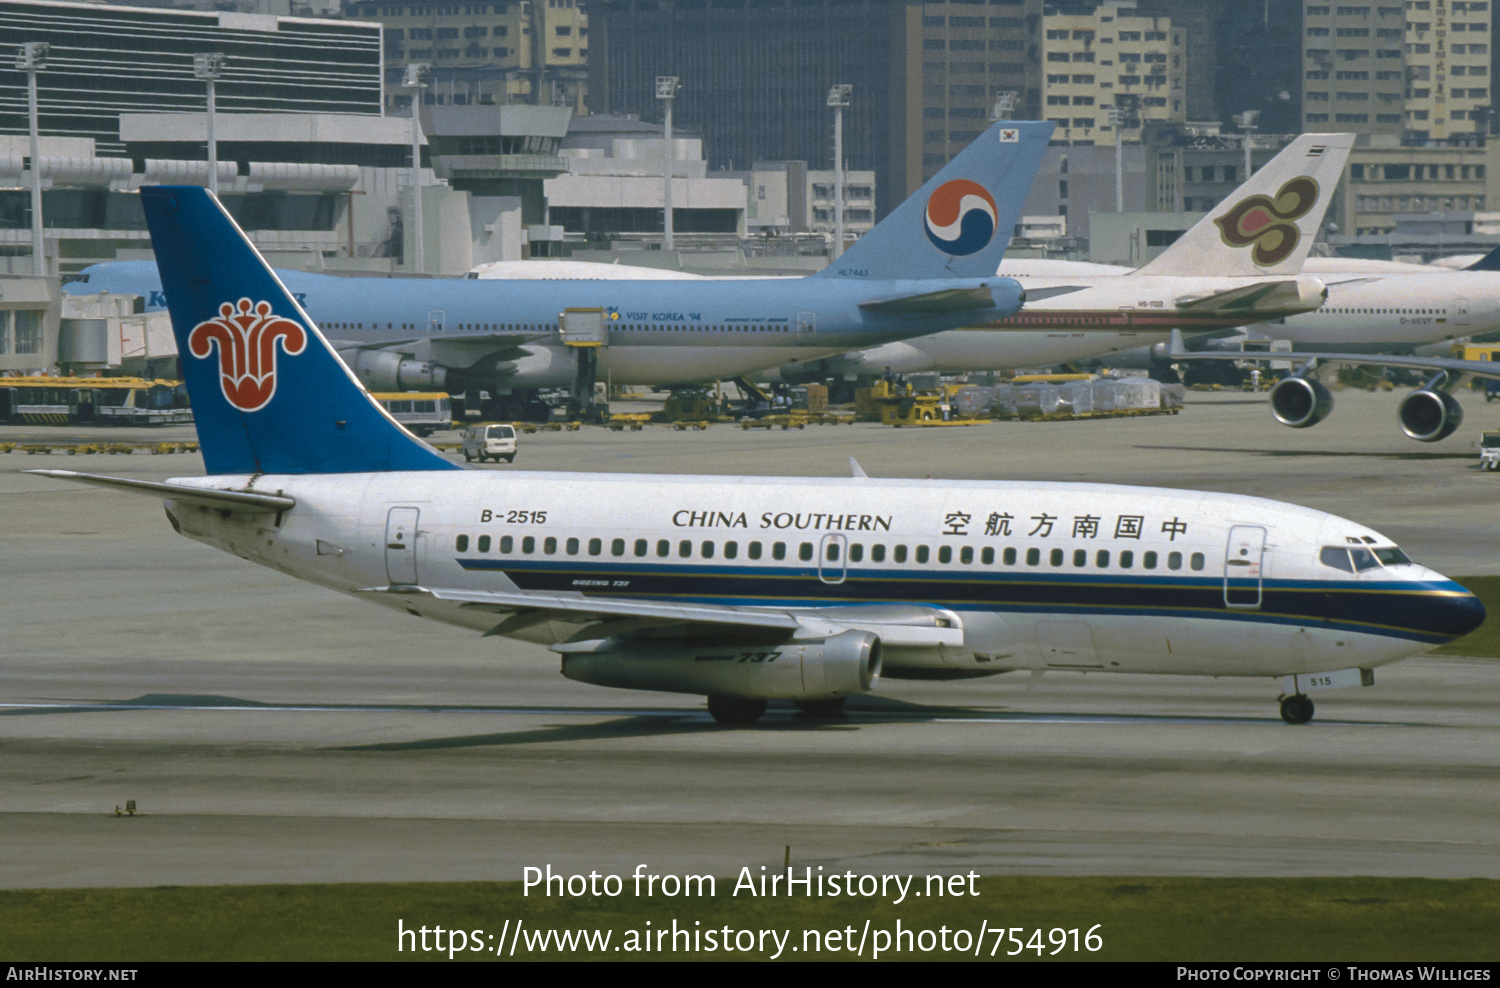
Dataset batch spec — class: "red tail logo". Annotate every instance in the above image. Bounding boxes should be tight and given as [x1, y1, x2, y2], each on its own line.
[188, 299, 308, 412]
[1214, 177, 1320, 267]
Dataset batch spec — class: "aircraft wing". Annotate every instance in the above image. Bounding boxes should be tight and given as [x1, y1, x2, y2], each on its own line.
[357, 586, 964, 647]
[26, 470, 296, 513]
[1166, 329, 1500, 380]
[1172, 279, 1324, 315]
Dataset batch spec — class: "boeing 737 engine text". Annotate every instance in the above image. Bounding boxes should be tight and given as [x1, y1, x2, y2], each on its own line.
[32, 187, 1486, 726]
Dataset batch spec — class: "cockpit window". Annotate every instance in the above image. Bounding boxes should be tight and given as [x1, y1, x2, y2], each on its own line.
[1321, 545, 1412, 572]
[1320, 547, 1354, 572]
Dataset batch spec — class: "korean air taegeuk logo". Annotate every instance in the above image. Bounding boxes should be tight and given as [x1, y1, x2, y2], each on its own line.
[924, 180, 998, 257]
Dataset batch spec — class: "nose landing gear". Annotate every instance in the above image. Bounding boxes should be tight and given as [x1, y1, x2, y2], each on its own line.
[1279, 693, 1315, 725]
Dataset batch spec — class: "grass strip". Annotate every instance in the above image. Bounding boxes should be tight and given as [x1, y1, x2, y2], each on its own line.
[2, 876, 1497, 961]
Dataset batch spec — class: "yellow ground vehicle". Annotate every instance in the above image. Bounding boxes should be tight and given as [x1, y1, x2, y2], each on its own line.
[0, 377, 188, 425]
[371, 392, 451, 436]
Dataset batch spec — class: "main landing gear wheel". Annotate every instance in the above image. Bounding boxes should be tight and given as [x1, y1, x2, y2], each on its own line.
[707, 695, 767, 725]
[1280, 693, 1315, 725]
[794, 697, 847, 718]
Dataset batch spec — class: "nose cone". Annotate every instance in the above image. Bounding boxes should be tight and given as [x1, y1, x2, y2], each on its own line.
[1426, 579, 1487, 642]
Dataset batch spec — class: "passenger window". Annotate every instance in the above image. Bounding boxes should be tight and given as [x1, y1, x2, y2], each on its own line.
[1319, 547, 1354, 572]
[522, 536, 535, 554]
[825, 542, 840, 561]
[960, 546, 973, 564]
[657, 539, 670, 557]
[1190, 552, 1205, 571]
[1026, 548, 1040, 566]
[849, 544, 863, 562]
[1168, 551, 1182, 570]
[981, 547, 994, 564]
[566, 537, 580, 555]
[894, 545, 908, 563]
[679, 540, 692, 557]
[1050, 548, 1064, 566]
[799, 542, 814, 562]
[1004, 547, 1017, 565]
[1119, 550, 1133, 568]
[702, 541, 716, 559]
[871, 544, 886, 562]
[499, 535, 512, 553]
[916, 545, 930, 563]
[773, 542, 787, 560]
[1073, 549, 1086, 567]
[634, 539, 648, 557]
[1144, 551, 1157, 569]
[725, 541, 739, 559]
[588, 538, 602, 556]
[750, 541, 763, 560]
[544, 537, 557, 554]
[456, 534, 469, 551]
[1096, 550, 1110, 568]
[939, 546, 953, 564]
[478, 535, 492, 553]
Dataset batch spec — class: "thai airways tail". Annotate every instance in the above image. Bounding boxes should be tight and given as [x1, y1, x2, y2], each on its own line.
[812, 120, 1054, 282]
[1134, 133, 1355, 278]
[139, 185, 458, 476]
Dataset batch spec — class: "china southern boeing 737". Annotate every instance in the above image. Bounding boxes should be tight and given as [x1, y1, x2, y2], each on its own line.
[64, 121, 1049, 420]
[32, 186, 1484, 726]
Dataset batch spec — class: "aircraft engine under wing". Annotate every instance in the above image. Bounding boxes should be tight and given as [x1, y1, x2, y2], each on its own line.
[1171, 277, 1326, 316]
[335, 332, 545, 392]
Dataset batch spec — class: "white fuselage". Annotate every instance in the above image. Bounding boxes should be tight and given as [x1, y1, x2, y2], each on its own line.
[162, 470, 1475, 682]
[832, 274, 1327, 374]
[1266, 273, 1500, 353]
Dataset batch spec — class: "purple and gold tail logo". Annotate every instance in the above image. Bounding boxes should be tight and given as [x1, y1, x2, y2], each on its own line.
[1215, 177, 1321, 267]
[924, 179, 998, 257]
[188, 298, 308, 412]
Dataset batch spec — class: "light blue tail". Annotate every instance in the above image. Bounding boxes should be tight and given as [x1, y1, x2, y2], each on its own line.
[140, 186, 458, 476]
[812, 120, 1053, 282]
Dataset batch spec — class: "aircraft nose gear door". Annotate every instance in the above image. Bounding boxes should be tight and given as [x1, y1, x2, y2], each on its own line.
[1224, 525, 1267, 609]
[818, 533, 848, 585]
[385, 507, 421, 586]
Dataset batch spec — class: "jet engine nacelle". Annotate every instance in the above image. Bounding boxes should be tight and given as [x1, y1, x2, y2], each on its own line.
[1269, 376, 1334, 428]
[1398, 389, 1464, 442]
[559, 630, 882, 700]
[338, 347, 447, 392]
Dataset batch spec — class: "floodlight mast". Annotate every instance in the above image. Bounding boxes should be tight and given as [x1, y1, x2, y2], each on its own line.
[1236, 110, 1261, 182]
[403, 63, 431, 273]
[656, 76, 680, 251]
[17, 42, 48, 276]
[827, 84, 852, 260]
[193, 53, 226, 197]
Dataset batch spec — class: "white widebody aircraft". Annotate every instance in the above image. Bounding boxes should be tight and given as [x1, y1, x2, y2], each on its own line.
[775, 134, 1353, 381]
[33, 186, 1485, 726]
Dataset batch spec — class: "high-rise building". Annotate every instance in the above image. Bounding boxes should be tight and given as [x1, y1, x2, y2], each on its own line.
[342, 0, 589, 113]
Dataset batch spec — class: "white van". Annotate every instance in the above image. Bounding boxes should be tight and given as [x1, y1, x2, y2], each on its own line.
[462, 423, 518, 463]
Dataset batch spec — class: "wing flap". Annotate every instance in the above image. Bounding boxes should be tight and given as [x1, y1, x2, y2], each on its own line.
[27, 470, 295, 513]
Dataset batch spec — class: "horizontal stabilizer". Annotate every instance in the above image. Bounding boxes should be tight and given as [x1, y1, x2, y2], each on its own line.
[1467, 244, 1500, 271]
[1172, 279, 1323, 314]
[858, 285, 1006, 314]
[26, 470, 295, 513]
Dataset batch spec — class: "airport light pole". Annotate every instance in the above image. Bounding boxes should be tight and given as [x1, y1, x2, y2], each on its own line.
[404, 63, 431, 273]
[1235, 109, 1260, 181]
[17, 42, 48, 276]
[656, 76, 679, 252]
[827, 84, 852, 260]
[990, 90, 1017, 122]
[1108, 106, 1126, 213]
[194, 53, 226, 197]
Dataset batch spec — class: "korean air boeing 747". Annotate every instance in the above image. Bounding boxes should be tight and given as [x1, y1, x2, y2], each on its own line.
[64, 121, 1050, 420]
[32, 186, 1485, 726]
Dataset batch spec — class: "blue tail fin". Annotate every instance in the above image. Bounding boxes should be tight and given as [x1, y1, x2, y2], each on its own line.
[1466, 244, 1500, 271]
[812, 120, 1053, 282]
[140, 185, 458, 476]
